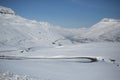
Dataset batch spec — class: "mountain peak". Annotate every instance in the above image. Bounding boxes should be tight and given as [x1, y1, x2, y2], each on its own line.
[0, 6, 15, 15]
[101, 18, 120, 22]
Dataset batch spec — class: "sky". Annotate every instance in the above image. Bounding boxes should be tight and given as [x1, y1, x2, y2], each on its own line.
[0, 0, 120, 28]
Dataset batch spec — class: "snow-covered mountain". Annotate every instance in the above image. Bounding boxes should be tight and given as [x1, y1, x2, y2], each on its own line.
[49, 26, 88, 43]
[72, 18, 120, 42]
[0, 5, 120, 50]
[0, 6, 15, 15]
[0, 6, 71, 49]
[49, 18, 120, 43]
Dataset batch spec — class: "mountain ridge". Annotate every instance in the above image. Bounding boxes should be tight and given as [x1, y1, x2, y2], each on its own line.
[0, 6, 15, 15]
[0, 6, 120, 49]
[0, 6, 71, 49]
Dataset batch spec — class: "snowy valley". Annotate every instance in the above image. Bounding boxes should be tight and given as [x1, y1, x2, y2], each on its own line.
[0, 6, 120, 49]
[0, 6, 120, 80]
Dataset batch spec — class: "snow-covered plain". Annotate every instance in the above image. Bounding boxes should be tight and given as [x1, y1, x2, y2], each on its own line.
[0, 42, 120, 80]
[0, 6, 120, 80]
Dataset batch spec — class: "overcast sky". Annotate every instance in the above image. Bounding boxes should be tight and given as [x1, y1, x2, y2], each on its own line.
[0, 0, 120, 28]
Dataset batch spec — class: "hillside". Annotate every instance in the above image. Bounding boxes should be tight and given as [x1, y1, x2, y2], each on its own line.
[0, 6, 71, 50]
[64, 18, 120, 43]
[0, 5, 120, 50]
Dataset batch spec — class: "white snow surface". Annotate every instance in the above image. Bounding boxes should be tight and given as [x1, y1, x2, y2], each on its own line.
[0, 42, 120, 80]
[0, 6, 120, 80]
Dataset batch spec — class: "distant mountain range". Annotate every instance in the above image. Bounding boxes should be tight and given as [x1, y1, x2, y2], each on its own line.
[62, 18, 120, 43]
[0, 6, 120, 49]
